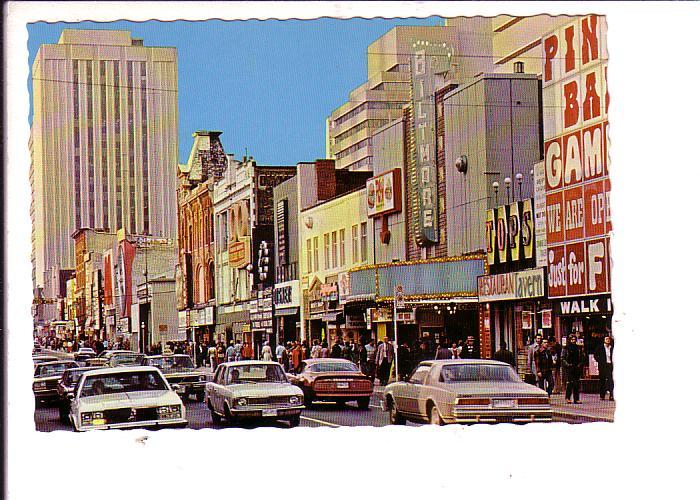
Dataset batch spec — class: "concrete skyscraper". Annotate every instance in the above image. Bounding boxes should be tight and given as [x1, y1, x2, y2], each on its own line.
[30, 29, 178, 318]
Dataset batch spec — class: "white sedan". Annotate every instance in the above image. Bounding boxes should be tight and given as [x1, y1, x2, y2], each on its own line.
[206, 361, 304, 427]
[69, 366, 187, 431]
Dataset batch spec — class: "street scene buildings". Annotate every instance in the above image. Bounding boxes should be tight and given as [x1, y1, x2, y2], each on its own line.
[31, 14, 614, 430]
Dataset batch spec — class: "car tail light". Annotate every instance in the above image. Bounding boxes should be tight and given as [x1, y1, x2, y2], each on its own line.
[517, 397, 549, 406]
[313, 380, 335, 392]
[456, 398, 490, 406]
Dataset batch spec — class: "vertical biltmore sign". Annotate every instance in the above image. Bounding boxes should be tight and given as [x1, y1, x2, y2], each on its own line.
[409, 40, 452, 247]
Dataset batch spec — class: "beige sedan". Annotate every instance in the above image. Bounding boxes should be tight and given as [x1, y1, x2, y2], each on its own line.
[382, 359, 552, 425]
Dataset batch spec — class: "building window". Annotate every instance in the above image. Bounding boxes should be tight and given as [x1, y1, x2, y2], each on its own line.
[313, 237, 319, 272]
[352, 225, 359, 264]
[323, 233, 330, 270]
[360, 222, 368, 262]
[339, 229, 346, 267]
[306, 239, 312, 274]
[332, 231, 338, 268]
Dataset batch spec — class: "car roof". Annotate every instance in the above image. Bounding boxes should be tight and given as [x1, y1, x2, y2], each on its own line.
[421, 359, 510, 367]
[35, 360, 78, 367]
[218, 360, 281, 367]
[65, 366, 100, 373]
[303, 358, 354, 364]
[146, 354, 189, 359]
[79, 365, 162, 376]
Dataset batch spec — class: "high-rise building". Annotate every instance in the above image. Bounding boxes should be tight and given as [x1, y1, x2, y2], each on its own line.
[325, 22, 494, 172]
[30, 29, 178, 299]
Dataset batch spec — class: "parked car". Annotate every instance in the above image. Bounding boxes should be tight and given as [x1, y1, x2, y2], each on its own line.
[57, 366, 101, 423]
[86, 350, 141, 367]
[68, 366, 187, 431]
[206, 361, 304, 427]
[142, 355, 206, 402]
[288, 358, 373, 409]
[33, 355, 59, 366]
[108, 352, 145, 367]
[33, 341, 42, 355]
[382, 359, 553, 425]
[74, 347, 96, 363]
[34, 360, 80, 404]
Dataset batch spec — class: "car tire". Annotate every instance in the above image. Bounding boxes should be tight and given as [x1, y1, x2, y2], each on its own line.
[196, 391, 205, 403]
[303, 389, 313, 408]
[428, 402, 444, 426]
[387, 397, 406, 425]
[335, 400, 346, 408]
[288, 415, 300, 428]
[357, 397, 370, 410]
[208, 399, 221, 425]
[58, 403, 69, 424]
[224, 403, 236, 425]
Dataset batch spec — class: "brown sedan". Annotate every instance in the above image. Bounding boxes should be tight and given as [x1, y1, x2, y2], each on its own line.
[289, 358, 373, 409]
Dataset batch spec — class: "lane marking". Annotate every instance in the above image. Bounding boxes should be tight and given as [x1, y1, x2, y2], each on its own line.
[300, 415, 340, 428]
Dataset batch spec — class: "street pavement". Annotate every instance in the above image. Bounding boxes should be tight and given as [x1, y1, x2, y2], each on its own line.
[33, 350, 614, 430]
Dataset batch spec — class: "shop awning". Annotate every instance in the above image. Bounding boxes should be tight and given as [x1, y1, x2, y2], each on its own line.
[322, 312, 343, 323]
[274, 307, 299, 317]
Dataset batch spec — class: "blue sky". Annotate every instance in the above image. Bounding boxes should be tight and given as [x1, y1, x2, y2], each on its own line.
[27, 17, 443, 165]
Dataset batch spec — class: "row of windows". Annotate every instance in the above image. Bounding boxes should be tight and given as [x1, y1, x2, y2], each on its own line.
[335, 137, 371, 160]
[332, 119, 390, 144]
[332, 101, 406, 128]
[305, 222, 367, 274]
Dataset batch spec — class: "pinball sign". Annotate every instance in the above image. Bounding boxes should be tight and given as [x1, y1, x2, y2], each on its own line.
[367, 169, 402, 218]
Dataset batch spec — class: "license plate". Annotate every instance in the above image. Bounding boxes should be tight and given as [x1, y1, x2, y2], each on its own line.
[493, 399, 515, 408]
[92, 418, 106, 426]
[336, 382, 349, 389]
[262, 409, 277, 417]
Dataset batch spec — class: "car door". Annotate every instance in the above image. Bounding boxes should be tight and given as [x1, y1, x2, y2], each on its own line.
[210, 366, 224, 411]
[399, 365, 431, 416]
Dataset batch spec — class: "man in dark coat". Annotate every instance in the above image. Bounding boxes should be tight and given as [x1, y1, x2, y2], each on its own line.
[460, 335, 479, 359]
[331, 338, 344, 358]
[493, 340, 516, 368]
[562, 334, 585, 404]
[535, 338, 555, 396]
[594, 336, 614, 400]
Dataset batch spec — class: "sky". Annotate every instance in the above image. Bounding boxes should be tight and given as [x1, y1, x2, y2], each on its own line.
[27, 17, 443, 165]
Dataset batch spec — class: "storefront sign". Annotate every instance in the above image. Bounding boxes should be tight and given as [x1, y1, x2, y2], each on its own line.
[369, 308, 393, 323]
[541, 309, 552, 328]
[320, 283, 339, 302]
[534, 161, 548, 268]
[276, 199, 288, 266]
[274, 280, 300, 308]
[557, 294, 612, 315]
[228, 239, 251, 269]
[478, 268, 545, 302]
[345, 313, 367, 329]
[485, 200, 535, 266]
[522, 310, 533, 329]
[542, 15, 611, 299]
[367, 168, 402, 217]
[337, 272, 351, 305]
[396, 309, 416, 324]
[410, 40, 452, 246]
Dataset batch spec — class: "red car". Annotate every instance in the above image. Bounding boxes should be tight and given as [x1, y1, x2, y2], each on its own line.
[289, 358, 373, 409]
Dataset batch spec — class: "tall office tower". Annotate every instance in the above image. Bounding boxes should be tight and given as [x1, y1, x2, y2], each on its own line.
[30, 29, 178, 295]
[325, 21, 493, 172]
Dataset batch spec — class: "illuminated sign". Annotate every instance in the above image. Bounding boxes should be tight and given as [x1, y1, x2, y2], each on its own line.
[367, 169, 402, 218]
[409, 40, 452, 246]
[478, 268, 545, 302]
[228, 239, 250, 269]
[541, 14, 611, 298]
[485, 200, 535, 265]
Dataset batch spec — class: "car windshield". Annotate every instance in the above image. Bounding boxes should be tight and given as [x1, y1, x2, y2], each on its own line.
[226, 364, 287, 384]
[440, 364, 521, 383]
[147, 356, 194, 372]
[80, 371, 168, 397]
[110, 353, 145, 366]
[308, 361, 359, 373]
[64, 370, 93, 385]
[35, 363, 76, 377]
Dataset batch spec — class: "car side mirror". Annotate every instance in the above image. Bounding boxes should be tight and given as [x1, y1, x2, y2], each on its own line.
[171, 384, 181, 392]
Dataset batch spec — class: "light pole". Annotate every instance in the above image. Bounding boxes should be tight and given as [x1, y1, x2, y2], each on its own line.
[515, 172, 523, 201]
[492, 181, 499, 208]
[504, 176, 512, 204]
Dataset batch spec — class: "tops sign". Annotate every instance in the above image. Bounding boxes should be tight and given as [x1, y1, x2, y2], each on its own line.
[485, 200, 535, 266]
[409, 40, 452, 247]
[367, 169, 402, 218]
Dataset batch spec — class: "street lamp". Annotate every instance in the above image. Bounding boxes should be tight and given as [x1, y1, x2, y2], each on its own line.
[504, 177, 512, 204]
[515, 172, 524, 200]
[492, 181, 499, 207]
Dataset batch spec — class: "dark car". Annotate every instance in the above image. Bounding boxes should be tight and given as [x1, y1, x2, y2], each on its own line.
[142, 355, 207, 402]
[289, 358, 373, 409]
[34, 360, 80, 404]
[57, 366, 101, 423]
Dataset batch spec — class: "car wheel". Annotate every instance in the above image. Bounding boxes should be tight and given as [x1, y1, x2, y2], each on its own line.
[58, 403, 69, 424]
[387, 397, 406, 425]
[208, 399, 221, 425]
[303, 389, 313, 408]
[288, 415, 300, 428]
[223, 403, 236, 425]
[196, 391, 205, 403]
[428, 402, 444, 426]
[357, 397, 370, 410]
[335, 400, 346, 408]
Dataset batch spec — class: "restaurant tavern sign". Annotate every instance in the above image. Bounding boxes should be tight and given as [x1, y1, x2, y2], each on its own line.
[478, 268, 545, 302]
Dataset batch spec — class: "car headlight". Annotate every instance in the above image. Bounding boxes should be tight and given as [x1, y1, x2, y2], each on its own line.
[81, 412, 92, 423]
[236, 398, 247, 407]
[289, 396, 300, 405]
[199, 375, 206, 382]
[34, 381, 47, 390]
